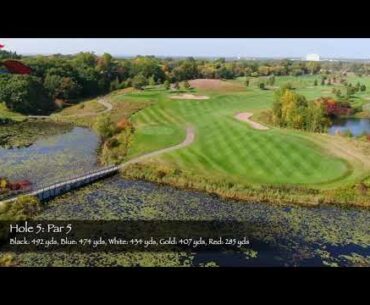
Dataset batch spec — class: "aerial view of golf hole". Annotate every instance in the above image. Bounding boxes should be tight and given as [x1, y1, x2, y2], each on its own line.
[0, 38, 369, 267]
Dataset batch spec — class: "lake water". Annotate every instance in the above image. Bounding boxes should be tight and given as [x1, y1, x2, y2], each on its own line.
[23, 176, 369, 267]
[0, 126, 101, 188]
[328, 118, 370, 136]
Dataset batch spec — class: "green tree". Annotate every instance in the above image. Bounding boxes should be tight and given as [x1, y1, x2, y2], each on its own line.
[306, 61, 321, 74]
[74, 52, 97, 67]
[132, 73, 148, 89]
[314, 79, 318, 86]
[360, 84, 366, 92]
[183, 80, 191, 90]
[268, 75, 276, 86]
[305, 101, 329, 132]
[94, 115, 116, 140]
[259, 82, 265, 90]
[245, 78, 250, 87]
[44, 74, 81, 100]
[164, 80, 170, 90]
[355, 82, 361, 92]
[0, 75, 53, 114]
[346, 85, 356, 98]
[148, 75, 156, 87]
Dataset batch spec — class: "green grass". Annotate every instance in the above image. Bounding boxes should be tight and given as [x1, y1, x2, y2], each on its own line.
[0, 102, 25, 121]
[2, 75, 369, 197]
[127, 83, 357, 187]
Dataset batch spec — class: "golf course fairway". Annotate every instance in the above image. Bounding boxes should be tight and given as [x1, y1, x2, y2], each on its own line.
[125, 82, 356, 187]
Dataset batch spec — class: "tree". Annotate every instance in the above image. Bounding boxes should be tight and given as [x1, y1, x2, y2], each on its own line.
[321, 78, 325, 86]
[94, 115, 116, 140]
[306, 61, 321, 74]
[0, 75, 53, 114]
[148, 75, 156, 87]
[132, 73, 148, 89]
[173, 82, 180, 90]
[280, 90, 307, 129]
[164, 80, 170, 90]
[305, 100, 329, 132]
[44, 74, 81, 100]
[268, 75, 275, 86]
[314, 79, 318, 86]
[74, 52, 97, 67]
[259, 82, 265, 90]
[183, 80, 191, 90]
[245, 79, 250, 87]
[346, 85, 356, 98]
[271, 87, 329, 132]
[360, 84, 367, 92]
[131, 56, 165, 82]
[355, 82, 361, 92]
[110, 77, 121, 91]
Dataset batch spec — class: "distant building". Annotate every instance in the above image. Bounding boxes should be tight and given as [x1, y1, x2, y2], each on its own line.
[305, 54, 320, 61]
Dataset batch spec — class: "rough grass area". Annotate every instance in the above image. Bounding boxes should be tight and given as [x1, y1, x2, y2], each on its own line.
[0, 102, 25, 121]
[54, 99, 106, 117]
[122, 161, 370, 207]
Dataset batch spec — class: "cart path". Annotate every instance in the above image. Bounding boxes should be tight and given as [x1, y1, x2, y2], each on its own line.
[235, 112, 269, 130]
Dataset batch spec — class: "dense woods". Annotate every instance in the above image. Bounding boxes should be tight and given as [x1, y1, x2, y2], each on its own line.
[2, 49, 370, 115]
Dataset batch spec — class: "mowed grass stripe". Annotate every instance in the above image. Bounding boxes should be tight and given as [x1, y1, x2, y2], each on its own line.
[124, 81, 351, 186]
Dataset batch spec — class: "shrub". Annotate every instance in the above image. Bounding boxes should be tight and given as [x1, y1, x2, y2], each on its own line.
[0, 195, 42, 221]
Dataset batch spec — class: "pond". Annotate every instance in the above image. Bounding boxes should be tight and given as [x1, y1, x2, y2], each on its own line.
[12, 176, 369, 267]
[328, 118, 370, 136]
[0, 126, 101, 188]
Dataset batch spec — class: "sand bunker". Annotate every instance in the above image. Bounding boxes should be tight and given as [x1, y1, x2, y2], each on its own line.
[170, 94, 209, 100]
[189, 79, 244, 91]
[235, 112, 269, 130]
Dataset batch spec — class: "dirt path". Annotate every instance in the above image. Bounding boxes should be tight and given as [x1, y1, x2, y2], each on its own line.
[96, 98, 113, 114]
[120, 126, 195, 168]
[235, 112, 269, 130]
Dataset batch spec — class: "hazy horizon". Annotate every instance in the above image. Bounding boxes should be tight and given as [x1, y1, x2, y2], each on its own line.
[1, 38, 370, 59]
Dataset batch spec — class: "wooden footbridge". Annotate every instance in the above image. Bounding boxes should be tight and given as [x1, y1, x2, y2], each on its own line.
[1, 165, 120, 204]
[0, 126, 195, 205]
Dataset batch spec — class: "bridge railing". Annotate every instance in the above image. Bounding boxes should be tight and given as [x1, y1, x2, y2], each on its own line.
[4, 165, 120, 201]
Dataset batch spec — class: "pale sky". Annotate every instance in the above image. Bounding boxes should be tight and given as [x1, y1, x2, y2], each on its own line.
[1, 38, 370, 59]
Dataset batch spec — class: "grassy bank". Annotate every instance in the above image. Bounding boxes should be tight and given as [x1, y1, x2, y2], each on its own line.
[121, 161, 370, 207]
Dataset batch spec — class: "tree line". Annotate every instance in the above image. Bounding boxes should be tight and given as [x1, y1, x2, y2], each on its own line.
[2, 50, 370, 114]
